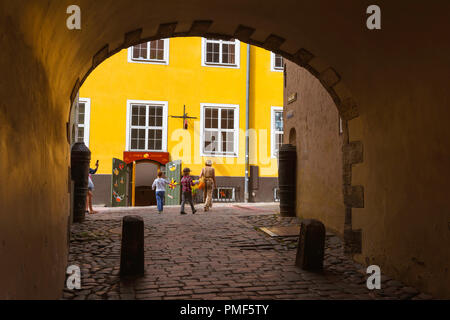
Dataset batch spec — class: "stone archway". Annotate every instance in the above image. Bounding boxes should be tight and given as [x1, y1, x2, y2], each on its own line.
[1, 0, 449, 299]
[72, 30, 364, 257]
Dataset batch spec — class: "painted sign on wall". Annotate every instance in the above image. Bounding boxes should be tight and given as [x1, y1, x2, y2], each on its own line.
[111, 158, 127, 207]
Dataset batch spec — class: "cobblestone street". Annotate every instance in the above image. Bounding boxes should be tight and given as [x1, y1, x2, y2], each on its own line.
[64, 203, 432, 300]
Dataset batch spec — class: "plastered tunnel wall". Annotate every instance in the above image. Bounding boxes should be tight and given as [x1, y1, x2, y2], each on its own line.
[0, 0, 449, 299]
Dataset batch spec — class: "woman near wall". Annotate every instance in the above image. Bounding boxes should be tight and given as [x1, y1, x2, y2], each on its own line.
[200, 160, 216, 212]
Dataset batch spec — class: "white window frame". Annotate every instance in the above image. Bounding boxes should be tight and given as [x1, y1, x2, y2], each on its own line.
[127, 39, 170, 65]
[201, 38, 241, 69]
[271, 106, 284, 159]
[77, 98, 91, 147]
[126, 100, 168, 152]
[271, 52, 284, 72]
[200, 103, 240, 158]
[213, 187, 236, 202]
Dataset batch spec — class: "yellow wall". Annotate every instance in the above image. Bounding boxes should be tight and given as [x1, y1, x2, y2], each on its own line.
[80, 37, 283, 178]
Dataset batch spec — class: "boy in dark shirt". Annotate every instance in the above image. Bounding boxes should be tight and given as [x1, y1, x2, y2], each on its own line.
[180, 168, 198, 215]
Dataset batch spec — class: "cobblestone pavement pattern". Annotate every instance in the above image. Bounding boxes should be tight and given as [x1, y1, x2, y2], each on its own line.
[64, 203, 433, 300]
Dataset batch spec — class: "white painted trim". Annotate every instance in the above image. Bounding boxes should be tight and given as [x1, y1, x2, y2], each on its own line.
[213, 187, 236, 202]
[271, 52, 284, 72]
[271, 106, 284, 159]
[78, 97, 91, 147]
[127, 39, 170, 65]
[200, 103, 240, 158]
[201, 38, 241, 69]
[126, 100, 169, 152]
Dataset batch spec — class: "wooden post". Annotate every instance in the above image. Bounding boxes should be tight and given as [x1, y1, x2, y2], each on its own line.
[120, 216, 145, 277]
[295, 219, 326, 271]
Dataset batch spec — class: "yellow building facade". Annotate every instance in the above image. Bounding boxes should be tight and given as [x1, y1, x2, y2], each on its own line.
[77, 37, 283, 206]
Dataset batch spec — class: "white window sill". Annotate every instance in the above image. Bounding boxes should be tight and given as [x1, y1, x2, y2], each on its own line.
[202, 62, 240, 69]
[129, 59, 169, 65]
[128, 149, 166, 153]
[271, 67, 284, 73]
[201, 152, 239, 158]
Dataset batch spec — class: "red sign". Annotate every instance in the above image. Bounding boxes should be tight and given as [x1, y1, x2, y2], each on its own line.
[123, 152, 170, 165]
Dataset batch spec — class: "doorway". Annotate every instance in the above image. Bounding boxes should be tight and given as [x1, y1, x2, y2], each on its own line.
[134, 161, 160, 206]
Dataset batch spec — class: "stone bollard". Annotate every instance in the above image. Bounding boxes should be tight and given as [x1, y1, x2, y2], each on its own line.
[120, 216, 145, 277]
[71, 142, 91, 223]
[295, 219, 326, 272]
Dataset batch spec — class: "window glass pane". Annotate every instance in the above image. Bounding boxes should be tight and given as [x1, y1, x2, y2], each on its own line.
[221, 109, 228, 129]
[77, 129, 84, 143]
[157, 49, 164, 60]
[275, 133, 283, 154]
[147, 106, 163, 126]
[275, 54, 283, 68]
[204, 131, 219, 153]
[150, 49, 157, 60]
[227, 109, 234, 128]
[77, 103, 85, 124]
[148, 129, 163, 151]
[139, 106, 146, 126]
[78, 113, 85, 125]
[132, 105, 146, 126]
[131, 127, 146, 150]
[138, 139, 145, 150]
[156, 115, 163, 127]
[212, 109, 219, 128]
[222, 132, 234, 153]
[205, 108, 212, 119]
[275, 111, 283, 131]
[149, 106, 156, 126]
[133, 43, 148, 59]
[222, 43, 230, 64]
[205, 108, 219, 129]
[222, 43, 235, 64]
[212, 43, 220, 63]
[78, 103, 85, 114]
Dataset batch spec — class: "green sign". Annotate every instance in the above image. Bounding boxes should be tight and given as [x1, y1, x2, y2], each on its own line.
[111, 158, 127, 207]
[165, 160, 182, 205]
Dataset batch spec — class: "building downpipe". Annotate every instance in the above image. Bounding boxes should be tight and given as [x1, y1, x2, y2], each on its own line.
[245, 44, 251, 203]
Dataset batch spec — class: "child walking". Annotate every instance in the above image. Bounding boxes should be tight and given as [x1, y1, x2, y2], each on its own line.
[152, 171, 170, 214]
[180, 168, 198, 215]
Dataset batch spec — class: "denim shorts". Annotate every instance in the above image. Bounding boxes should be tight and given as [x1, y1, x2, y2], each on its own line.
[88, 177, 95, 191]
